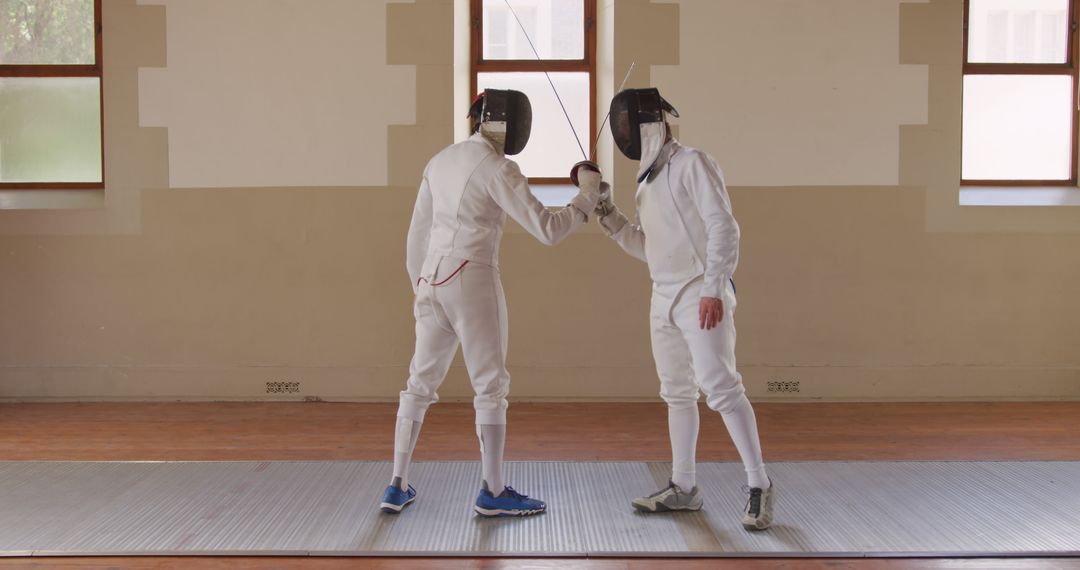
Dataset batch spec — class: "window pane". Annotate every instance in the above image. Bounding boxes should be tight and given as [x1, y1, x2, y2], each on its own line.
[483, 0, 583, 60]
[1, 0, 95, 64]
[967, 0, 1069, 63]
[531, 184, 580, 207]
[0, 78, 102, 183]
[477, 72, 590, 179]
[962, 75, 1073, 180]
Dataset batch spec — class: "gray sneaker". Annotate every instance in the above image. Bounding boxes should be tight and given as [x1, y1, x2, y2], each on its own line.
[742, 483, 774, 530]
[632, 481, 703, 513]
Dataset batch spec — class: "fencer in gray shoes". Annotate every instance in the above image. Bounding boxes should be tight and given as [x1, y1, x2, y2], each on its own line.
[598, 87, 774, 530]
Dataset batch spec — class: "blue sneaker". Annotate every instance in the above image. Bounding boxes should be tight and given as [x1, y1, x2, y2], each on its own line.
[380, 478, 416, 514]
[474, 483, 546, 517]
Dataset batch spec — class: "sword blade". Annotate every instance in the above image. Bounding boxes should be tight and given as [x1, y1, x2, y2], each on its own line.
[502, 0, 589, 161]
[592, 61, 635, 160]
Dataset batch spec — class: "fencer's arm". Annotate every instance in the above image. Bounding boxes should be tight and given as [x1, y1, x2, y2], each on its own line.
[684, 153, 740, 298]
[599, 208, 648, 263]
[405, 175, 433, 293]
[593, 182, 647, 263]
[487, 161, 597, 246]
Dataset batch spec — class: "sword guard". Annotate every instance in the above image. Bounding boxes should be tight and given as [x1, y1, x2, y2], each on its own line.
[570, 160, 601, 186]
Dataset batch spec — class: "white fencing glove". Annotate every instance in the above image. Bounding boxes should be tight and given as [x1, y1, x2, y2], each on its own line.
[598, 209, 628, 236]
[567, 162, 603, 220]
[575, 167, 602, 200]
[592, 182, 627, 235]
[594, 182, 614, 218]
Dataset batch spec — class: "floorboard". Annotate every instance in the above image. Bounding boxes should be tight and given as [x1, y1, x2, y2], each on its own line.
[1, 401, 1077, 569]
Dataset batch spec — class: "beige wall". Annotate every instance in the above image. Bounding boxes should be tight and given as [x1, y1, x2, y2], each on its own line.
[137, 0, 415, 188]
[652, 0, 928, 186]
[0, 0, 1077, 402]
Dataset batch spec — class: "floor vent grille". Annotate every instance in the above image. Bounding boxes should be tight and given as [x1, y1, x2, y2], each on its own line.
[266, 381, 301, 394]
[767, 381, 800, 393]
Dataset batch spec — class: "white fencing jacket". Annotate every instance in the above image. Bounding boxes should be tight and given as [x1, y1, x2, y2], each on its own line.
[604, 139, 740, 300]
[407, 133, 596, 292]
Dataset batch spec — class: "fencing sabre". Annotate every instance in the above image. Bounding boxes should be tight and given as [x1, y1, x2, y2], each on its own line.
[503, 0, 586, 159]
[571, 62, 636, 184]
[501, 0, 600, 181]
[593, 61, 635, 158]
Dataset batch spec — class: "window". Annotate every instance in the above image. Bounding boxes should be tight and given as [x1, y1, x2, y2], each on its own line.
[962, 0, 1079, 185]
[0, 0, 103, 189]
[471, 0, 596, 183]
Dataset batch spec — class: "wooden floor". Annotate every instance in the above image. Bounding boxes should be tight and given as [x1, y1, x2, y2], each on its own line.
[1, 401, 1079, 569]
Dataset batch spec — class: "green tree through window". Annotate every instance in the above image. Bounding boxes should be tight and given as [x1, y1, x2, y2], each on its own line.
[1, 0, 95, 65]
[0, 0, 102, 189]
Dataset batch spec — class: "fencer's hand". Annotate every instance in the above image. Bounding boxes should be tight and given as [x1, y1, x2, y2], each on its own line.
[594, 182, 615, 218]
[570, 160, 601, 187]
[575, 168, 602, 196]
[699, 297, 724, 330]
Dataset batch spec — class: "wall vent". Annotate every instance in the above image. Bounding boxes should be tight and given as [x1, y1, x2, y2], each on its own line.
[266, 381, 301, 394]
[767, 380, 800, 393]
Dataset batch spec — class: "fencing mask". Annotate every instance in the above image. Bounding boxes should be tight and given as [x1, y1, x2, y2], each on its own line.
[468, 89, 532, 156]
[609, 88, 679, 181]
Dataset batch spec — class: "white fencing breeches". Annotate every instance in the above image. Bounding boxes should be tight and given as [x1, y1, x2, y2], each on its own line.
[651, 278, 768, 488]
[397, 256, 510, 426]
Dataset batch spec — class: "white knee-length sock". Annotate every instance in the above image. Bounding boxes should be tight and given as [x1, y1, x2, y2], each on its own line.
[720, 396, 770, 489]
[668, 403, 700, 490]
[391, 417, 422, 490]
[477, 424, 506, 493]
